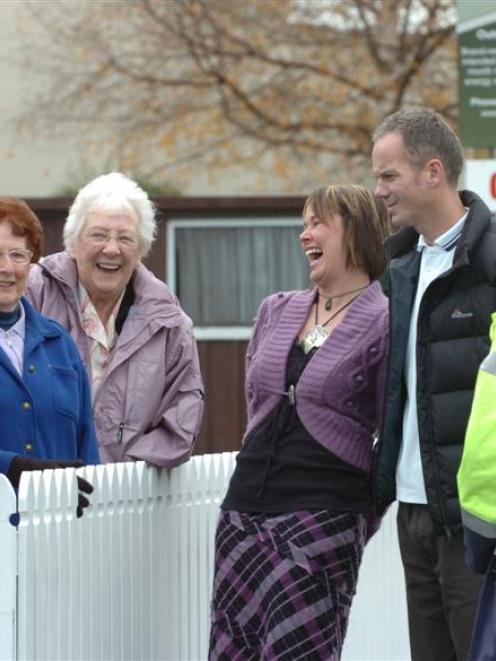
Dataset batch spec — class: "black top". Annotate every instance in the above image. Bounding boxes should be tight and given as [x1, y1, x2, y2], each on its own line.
[222, 341, 370, 514]
[115, 275, 136, 334]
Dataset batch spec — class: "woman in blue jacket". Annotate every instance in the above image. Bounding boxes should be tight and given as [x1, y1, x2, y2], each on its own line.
[0, 197, 99, 516]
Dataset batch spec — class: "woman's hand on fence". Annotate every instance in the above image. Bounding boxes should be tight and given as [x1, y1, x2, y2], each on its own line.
[7, 456, 94, 518]
[75, 475, 93, 518]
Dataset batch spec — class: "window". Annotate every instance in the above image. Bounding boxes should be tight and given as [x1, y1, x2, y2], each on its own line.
[167, 218, 309, 339]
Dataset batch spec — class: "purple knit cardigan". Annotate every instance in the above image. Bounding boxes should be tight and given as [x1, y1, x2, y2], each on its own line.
[244, 281, 389, 474]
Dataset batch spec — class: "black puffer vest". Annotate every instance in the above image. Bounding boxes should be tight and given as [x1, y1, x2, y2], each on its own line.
[375, 190, 496, 535]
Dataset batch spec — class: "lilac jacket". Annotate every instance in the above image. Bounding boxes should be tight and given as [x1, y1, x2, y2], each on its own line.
[26, 252, 204, 468]
[245, 281, 389, 474]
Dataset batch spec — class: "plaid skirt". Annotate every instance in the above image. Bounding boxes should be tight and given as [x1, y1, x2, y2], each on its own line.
[209, 509, 367, 660]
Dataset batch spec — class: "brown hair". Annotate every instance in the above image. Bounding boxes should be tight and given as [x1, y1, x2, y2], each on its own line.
[0, 197, 43, 262]
[303, 184, 390, 280]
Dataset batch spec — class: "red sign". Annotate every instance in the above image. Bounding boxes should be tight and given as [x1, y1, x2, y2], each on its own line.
[465, 160, 496, 212]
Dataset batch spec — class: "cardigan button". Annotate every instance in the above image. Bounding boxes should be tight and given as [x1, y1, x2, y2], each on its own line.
[25, 443, 33, 452]
[356, 374, 364, 383]
[22, 401, 32, 410]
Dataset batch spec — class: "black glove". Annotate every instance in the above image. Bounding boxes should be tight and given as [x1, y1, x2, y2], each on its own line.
[75, 473, 94, 518]
[7, 456, 94, 518]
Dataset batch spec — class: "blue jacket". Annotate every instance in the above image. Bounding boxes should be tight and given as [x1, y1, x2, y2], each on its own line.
[0, 298, 99, 475]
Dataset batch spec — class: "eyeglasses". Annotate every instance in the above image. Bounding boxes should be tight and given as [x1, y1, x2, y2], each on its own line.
[0, 249, 34, 265]
[85, 231, 139, 249]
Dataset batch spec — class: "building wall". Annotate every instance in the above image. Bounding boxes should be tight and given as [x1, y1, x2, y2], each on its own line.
[0, 2, 322, 198]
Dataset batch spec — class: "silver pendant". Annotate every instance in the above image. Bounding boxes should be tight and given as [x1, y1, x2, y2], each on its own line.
[301, 324, 327, 354]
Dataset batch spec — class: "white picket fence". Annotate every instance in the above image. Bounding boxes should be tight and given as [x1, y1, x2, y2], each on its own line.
[0, 453, 409, 661]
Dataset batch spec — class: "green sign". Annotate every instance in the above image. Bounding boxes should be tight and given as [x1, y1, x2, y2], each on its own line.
[458, 1, 496, 147]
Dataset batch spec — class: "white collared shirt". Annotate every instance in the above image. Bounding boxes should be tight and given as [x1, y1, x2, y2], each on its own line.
[0, 302, 26, 376]
[396, 212, 468, 503]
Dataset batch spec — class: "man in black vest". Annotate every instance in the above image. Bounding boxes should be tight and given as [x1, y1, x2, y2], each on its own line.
[371, 106, 496, 661]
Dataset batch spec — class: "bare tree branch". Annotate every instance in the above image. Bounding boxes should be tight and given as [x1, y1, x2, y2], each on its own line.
[16, 0, 457, 192]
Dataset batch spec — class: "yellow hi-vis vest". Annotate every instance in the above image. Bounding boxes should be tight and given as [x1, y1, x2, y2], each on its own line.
[458, 312, 496, 538]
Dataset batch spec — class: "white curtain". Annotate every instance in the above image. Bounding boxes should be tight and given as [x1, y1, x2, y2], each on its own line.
[176, 226, 309, 325]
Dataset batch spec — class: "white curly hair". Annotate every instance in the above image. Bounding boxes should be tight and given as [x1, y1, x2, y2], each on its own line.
[63, 172, 157, 257]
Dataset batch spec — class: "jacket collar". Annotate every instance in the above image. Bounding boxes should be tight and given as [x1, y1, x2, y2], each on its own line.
[20, 296, 63, 362]
[385, 190, 491, 262]
[22, 296, 62, 339]
[0, 298, 63, 381]
[40, 251, 79, 292]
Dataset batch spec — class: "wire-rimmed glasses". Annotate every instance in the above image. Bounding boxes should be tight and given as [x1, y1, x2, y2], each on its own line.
[0, 249, 33, 264]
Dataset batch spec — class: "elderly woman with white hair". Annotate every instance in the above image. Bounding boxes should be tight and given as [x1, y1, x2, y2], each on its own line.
[27, 172, 204, 467]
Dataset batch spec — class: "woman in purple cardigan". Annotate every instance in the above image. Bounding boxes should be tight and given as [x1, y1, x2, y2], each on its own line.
[209, 184, 391, 660]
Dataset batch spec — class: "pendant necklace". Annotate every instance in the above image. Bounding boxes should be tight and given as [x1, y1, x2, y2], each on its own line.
[319, 284, 369, 311]
[300, 290, 365, 355]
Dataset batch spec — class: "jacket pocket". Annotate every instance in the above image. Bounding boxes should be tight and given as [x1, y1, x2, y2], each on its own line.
[49, 364, 79, 421]
[126, 360, 163, 428]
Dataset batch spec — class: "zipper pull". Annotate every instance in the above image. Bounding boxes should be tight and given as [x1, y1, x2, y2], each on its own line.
[117, 423, 124, 443]
[288, 384, 295, 406]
